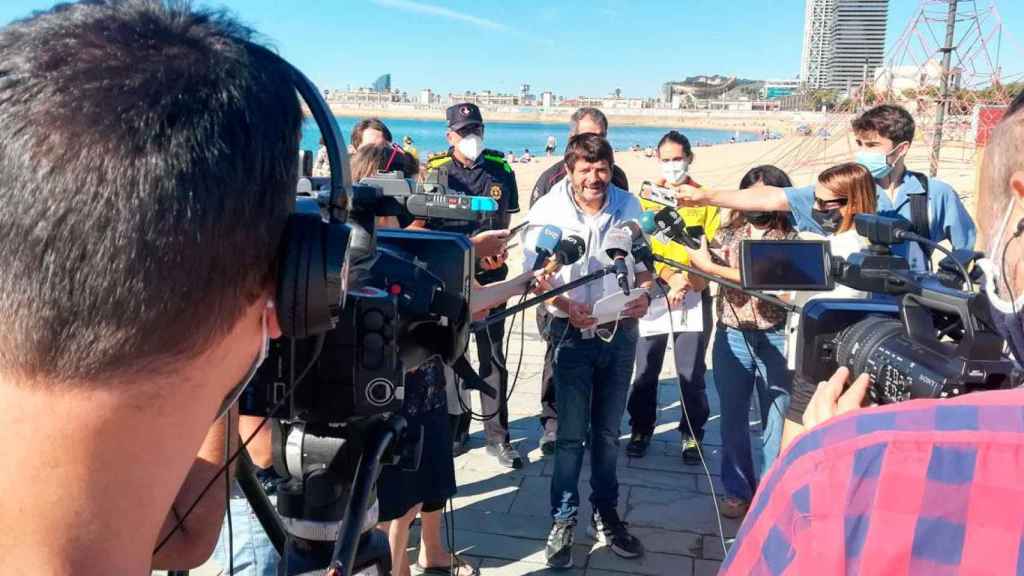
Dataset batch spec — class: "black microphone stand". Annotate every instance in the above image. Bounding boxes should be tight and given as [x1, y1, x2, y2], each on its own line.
[651, 254, 799, 313]
[470, 265, 617, 330]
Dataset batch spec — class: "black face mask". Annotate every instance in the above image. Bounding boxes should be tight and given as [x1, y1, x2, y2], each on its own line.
[811, 207, 843, 234]
[745, 211, 775, 227]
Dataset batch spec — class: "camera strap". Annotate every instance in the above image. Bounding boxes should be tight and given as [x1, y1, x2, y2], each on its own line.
[909, 168, 933, 262]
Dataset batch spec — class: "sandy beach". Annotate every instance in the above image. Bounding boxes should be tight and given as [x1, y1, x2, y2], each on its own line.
[507, 127, 980, 217]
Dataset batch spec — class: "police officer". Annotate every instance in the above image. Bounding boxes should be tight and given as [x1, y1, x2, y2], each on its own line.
[425, 102, 522, 468]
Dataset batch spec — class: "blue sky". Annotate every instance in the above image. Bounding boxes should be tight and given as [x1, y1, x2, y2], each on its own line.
[1, 1, 1022, 98]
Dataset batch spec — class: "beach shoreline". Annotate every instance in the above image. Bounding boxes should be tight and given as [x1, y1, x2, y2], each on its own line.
[315, 104, 815, 134]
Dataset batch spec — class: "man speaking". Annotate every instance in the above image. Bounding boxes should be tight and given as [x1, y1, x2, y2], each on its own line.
[523, 134, 652, 569]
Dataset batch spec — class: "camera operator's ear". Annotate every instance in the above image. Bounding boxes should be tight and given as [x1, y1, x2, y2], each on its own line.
[266, 299, 282, 339]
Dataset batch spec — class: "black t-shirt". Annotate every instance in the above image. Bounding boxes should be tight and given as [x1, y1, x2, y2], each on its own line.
[424, 149, 519, 284]
[530, 159, 629, 206]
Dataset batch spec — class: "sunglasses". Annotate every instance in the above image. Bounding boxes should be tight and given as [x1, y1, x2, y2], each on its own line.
[814, 196, 849, 210]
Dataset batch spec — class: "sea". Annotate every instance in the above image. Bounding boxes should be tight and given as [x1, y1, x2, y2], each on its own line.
[300, 116, 756, 158]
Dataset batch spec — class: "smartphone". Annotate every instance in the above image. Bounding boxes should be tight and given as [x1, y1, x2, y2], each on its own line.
[639, 181, 677, 208]
[509, 220, 530, 235]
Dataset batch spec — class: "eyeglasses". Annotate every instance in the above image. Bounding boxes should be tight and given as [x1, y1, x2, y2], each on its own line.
[814, 196, 849, 210]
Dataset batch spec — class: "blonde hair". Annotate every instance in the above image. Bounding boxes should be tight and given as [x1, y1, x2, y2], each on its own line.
[817, 162, 877, 233]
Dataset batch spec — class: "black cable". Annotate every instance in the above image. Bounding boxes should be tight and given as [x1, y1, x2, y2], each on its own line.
[902, 231, 972, 288]
[656, 280, 727, 554]
[457, 289, 530, 422]
[153, 334, 326, 554]
[224, 412, 234, 576]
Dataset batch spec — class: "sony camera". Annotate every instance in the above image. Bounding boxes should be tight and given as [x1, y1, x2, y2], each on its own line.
[740, 214, 1019, 404]
[239, 173, 494, 423]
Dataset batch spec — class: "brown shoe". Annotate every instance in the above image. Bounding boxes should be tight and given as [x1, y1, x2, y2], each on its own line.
[720, 496, 750, 519]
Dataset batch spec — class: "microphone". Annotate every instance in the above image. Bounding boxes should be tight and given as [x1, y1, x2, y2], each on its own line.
[642, 208, 701, 249]
[618, 220, 654, 271]
[603, 227, 633, 295]
[532, 224, 563, 271]
[543, 235, 586, 274]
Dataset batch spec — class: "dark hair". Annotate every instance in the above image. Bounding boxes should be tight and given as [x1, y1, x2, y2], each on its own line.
[656, 130, 693, 160]
[350, 117, 393, 149]
[0, 1, 301, 383]
[732, 165, 794, 231]
[569, 107, 609, 137]
[351, 143, 418, 181]
[852, 104, 916, 144]
[739, 165, 793, 189]
[564, 133, 614, 172]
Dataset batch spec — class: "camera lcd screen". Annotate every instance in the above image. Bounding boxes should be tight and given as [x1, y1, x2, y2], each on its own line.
[740, 240, 834, 291]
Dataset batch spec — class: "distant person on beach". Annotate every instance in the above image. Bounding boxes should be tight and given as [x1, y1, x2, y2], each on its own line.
[546, 134, 556, 155]
[521, 148, 533, 163]
[676, 104, 976, 272]
[402, 135, 418, 162]
[528, 107, 630, 456]
[644, 146, 654, 157]
[313, 136, 330, 177]
[350, 117, 393, 150]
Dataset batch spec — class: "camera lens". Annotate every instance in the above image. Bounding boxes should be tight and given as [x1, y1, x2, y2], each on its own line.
[835, 316, 950, 403]
[365, 378, 395, 407]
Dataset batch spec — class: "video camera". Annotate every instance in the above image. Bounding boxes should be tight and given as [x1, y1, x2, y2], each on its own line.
[740, 214, 1019, 404]
[240, 172, 495, 424]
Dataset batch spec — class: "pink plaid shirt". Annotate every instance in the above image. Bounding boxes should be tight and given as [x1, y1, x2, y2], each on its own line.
[722, 388, 1024, 575]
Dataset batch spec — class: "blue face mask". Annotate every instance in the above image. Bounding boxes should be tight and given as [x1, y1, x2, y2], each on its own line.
[855, 142, 906, 180]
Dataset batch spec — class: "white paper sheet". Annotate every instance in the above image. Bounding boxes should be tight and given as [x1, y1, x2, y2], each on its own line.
[639, 291, 703, 336]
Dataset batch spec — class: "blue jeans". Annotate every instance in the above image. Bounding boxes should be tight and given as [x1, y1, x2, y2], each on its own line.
[712, 325, 790, 501]
[549, 318, 638, 521]
[214, 487, 280, 576]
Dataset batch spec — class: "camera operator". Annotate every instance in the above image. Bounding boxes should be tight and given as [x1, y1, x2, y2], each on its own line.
[721, 94, 1024, 575]
[530, 107, 630, 455]
[424, 103, 521, 466]
[676, 104, 976, 271]
[524, 133, 651, 568]
[683, 166, 798, 520]
[0, 3, 298, 574]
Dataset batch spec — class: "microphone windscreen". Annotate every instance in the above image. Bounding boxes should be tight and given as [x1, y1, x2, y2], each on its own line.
[557, 235, 586, 265]
[639, 211, 658, 235]
[602, 227, 632, 257]
[535, 224, 563, 255]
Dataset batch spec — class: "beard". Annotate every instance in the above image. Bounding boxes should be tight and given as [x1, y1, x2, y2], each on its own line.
[572, 180, 609, 204]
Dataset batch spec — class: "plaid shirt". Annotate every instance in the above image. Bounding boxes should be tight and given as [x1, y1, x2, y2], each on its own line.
[722, 388, 1024, 575]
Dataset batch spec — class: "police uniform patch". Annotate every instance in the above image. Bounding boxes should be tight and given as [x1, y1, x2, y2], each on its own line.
[489, 184, 503, 200]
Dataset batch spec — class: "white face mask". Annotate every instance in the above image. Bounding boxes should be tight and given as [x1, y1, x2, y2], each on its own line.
[457, 134, 484, 161]
[979, 202, 1024, 314]
[214, 301, 271, 420]
[660, 160, 689, 184]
